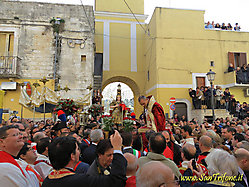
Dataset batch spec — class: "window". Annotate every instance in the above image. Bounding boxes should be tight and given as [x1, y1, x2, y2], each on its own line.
[228, 52, 247, 68]
[210, 61, 214, 67]
[0, 32, 14, 56]
[2, 109, 9, 114]
[147, 70, 150, 81]
[81, 55, 86, 63]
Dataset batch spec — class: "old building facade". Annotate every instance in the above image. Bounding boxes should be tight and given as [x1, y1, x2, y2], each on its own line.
[0, 1, 94, 119]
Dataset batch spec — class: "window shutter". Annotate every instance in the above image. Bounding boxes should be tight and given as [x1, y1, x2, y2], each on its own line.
[240, 53, 247, 66]
[228, 52, 235, 68]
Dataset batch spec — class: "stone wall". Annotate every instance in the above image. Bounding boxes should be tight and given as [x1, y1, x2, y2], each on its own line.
[191, 109, 231, 123]
[0, 1, 94, 100]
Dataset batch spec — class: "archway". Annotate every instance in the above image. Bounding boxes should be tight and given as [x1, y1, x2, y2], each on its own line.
[102, 82, 134, 114]
[102, 76, 142, 117]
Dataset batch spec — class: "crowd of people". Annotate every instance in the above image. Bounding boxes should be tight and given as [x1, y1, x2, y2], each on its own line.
[228, 63, 249, 84]
[1, 95, 249, 187]
[189, 87, 249, 119]
[1, 113, 249, 186]
[205, 21, 241, 31]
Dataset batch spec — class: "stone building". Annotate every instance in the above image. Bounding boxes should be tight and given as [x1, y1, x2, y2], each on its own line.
[0, 0, 94, 119]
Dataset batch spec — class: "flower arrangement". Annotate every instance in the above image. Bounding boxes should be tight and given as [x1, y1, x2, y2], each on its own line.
[88, 104, 103, 118]
[123, 118, 135, 132]
[102, 115, 114, 131]
[55, 99, 79, 116]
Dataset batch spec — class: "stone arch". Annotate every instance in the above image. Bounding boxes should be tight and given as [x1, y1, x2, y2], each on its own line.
[102, 76, 140, 96]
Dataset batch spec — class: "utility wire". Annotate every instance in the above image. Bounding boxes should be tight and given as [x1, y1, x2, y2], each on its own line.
[79, 0, 94, 34]
[123, 0, 148, 35]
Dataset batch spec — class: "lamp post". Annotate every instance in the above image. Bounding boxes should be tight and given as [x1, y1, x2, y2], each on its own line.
[206, 69, 216, 122]
[117, 83, 121, 90]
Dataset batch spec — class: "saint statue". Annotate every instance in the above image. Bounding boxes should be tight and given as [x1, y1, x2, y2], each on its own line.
[110, 94, 125, 125]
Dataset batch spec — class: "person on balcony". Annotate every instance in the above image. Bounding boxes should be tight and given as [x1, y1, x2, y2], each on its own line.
[228, 63, 235, 72]
[224, 88, 231, 111]
[227, 23, 233, 30]
[242, 64, 248, 84]
[189, 88, 196, 109]
[234, 23, 241, 31]
[215, 86, 224, 109]
[229, 95, 237, 115]
[204, 87, 211, 109]
[236, 67, 244, 84]
[196, 87, 203, 109]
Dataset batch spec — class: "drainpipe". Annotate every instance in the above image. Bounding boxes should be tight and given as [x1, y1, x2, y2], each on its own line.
[54, 32, 58, 80]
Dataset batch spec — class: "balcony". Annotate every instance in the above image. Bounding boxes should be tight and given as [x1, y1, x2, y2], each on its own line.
[0, 56, 20, 78]
[224, 71, 249, 87]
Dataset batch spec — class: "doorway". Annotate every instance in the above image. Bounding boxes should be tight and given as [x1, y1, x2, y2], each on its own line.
[196, 77, 205, 88]
[174, 102, 187, 120]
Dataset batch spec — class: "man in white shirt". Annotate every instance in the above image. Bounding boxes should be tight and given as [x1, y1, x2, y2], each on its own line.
[34, 137, 53, 179]
[0, 125, 31, 187]
[181, 125, 194, 146]
[16, 142, 43, 187]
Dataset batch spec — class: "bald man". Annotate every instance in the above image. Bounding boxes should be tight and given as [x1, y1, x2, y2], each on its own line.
[124, 153, 138, 187]
[235, 148, 249, 187]
[13, 123, 25, 131]
[33, 132, 47, 143]
[197, 135, 213, 167]
[137, 161, 178, 187]
[162, 131, 182, 165]
[179, 144, 208, 179]
[138, 133, 181, 178]
[239, 141, 249, 152]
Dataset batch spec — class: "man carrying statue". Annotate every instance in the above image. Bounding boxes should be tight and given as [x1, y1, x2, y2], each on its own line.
[138, 95, 166, 132]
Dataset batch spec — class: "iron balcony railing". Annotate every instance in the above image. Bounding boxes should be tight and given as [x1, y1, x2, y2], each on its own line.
[0, 56, 20, 77]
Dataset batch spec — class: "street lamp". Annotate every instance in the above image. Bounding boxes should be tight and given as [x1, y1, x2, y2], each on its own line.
[117, 84, 121, 90]
[206, 69, 216, 122]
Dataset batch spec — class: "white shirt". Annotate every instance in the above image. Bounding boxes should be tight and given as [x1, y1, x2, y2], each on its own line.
[181, 138, 195, 146]
[123, 146, 132, 150]
[16, 159, 40, 187]
[0, 162, 30, 187]
[34, 154, 53, 180]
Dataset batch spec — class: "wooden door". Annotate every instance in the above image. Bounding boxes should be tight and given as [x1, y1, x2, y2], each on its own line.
[196, 77, 205, 88]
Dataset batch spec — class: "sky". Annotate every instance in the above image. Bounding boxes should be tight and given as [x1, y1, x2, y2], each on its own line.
[102, 82, 134, 113]
[102, 82, 133, 100]
[21, 0, 249, 31]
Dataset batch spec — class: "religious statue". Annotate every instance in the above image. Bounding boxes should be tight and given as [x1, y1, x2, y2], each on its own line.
[110, 94, 125, 125]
